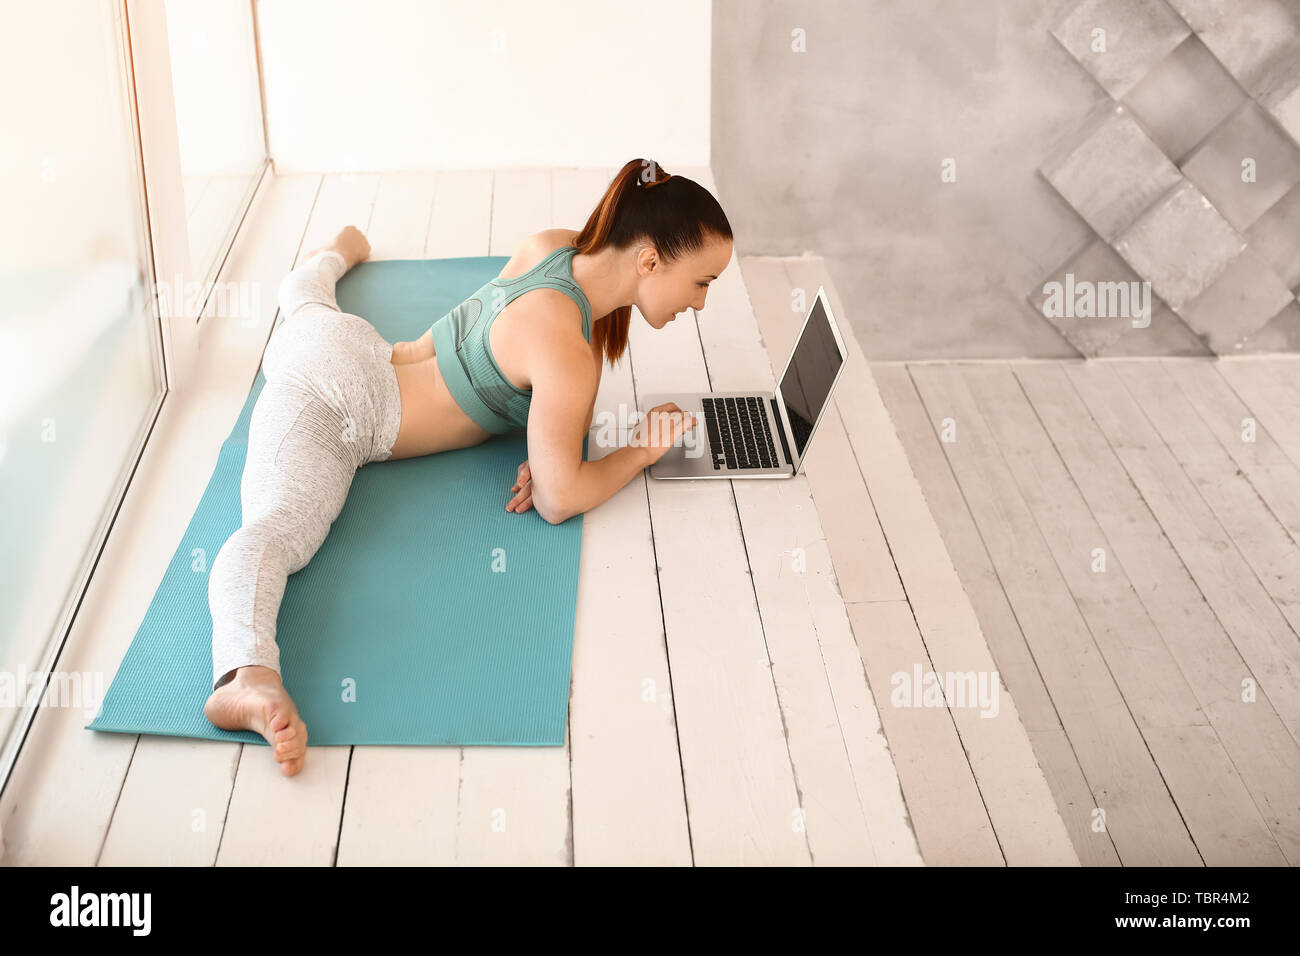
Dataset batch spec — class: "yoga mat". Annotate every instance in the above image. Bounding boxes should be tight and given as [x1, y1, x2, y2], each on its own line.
[87, 257, 586, 746]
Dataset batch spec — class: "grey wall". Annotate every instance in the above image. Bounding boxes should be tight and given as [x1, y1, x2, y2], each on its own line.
[711, 0, 1300, 359]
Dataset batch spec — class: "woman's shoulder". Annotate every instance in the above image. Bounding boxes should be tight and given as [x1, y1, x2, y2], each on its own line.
[531, 227, 580, 248]
[501, 229, 585, 325]
[498, 228, 579, 280]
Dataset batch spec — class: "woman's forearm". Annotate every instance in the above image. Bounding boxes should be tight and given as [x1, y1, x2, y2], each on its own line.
[547, 442, 653, 524]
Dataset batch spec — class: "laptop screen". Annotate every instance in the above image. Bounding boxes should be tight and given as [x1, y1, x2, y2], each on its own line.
[777, 294, 842, 460]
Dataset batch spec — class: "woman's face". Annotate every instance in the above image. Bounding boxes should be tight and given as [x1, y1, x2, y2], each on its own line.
[636, 236, 733, 329]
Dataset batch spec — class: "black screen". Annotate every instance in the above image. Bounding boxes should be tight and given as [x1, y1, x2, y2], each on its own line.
[777, 295, 841, 459]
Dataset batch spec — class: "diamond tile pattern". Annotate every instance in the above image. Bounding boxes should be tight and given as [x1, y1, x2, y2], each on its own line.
[1113, 179, 1246, 311]
[1180, 100, 1300, 230]
[1030, 240, 1155, 354]
[1237, 298, 1300, 351]
[1166, 0, 1229, 33]
[1175, 246, 1297, 350]
[1038, 0, 1300, 353]
[1040, 105, 1182, 242]
[1197, 0, 1300, 97]
[1050, 0, 1191, 98]
[1245, 179, 1300, 289]
[1123, 35, 1246, 163]
[1263, 71, 1300, 147]
[1097, 298, 1214, 355]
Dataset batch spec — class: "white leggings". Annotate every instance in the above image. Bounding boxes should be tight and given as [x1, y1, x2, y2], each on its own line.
[207, 251, 403, 690]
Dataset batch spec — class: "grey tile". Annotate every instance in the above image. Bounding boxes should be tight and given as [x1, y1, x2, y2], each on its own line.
[1113, 178, 1247, 309]
[1166, 0, 1230, 32]
[1235, 298, 1300, 351]
[1173, 246, 1295, 350]
[1262, 68, 1300, 148]
[1245, 179, 1300, 289]
[1198, 0, 1300, 97]
[1181, 101, 1300, 230]
[1123, 35, 1247, 163]
[1096, 298, 1213, 355]
[1041, 104, 1183, 241]
[1051, 0, 1192, 98]
[1029, 239, 1154, 354]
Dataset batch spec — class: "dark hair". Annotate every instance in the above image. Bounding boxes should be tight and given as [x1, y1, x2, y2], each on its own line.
[570, 158, 732, 366]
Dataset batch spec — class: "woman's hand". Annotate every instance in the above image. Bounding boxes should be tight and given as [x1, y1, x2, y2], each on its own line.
[629, 403, 697, 465]
[506, 460, 533, 513]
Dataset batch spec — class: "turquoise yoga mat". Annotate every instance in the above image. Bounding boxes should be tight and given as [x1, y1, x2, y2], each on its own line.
[87, 257, 586, 746]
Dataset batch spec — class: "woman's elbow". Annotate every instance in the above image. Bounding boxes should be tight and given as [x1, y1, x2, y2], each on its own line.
[533, 488, 572, 526]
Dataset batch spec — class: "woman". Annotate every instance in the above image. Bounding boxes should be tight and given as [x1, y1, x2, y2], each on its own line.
[203, 158, 734, 775]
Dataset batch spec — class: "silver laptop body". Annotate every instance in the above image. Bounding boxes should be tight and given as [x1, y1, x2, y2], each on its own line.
[642, 285, 848, 480]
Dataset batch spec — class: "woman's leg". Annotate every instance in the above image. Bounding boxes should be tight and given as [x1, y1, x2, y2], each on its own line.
[208, 383, 360, 690]
[278, 249, 349, 320]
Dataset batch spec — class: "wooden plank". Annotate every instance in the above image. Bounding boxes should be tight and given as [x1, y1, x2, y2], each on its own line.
[487, 167, 550, 257]
[1162, 360, 1300, 550]
[1217, 357, 1300, 475]
[843, 600, 991, 864]
[549, 167, 601, 232]
[691, 192, 919, 868]
[873, 363, 1120, 866]
[963, 363, 1283, 865]
[0, 175, 320, 865]
[424, 170, 491, 259]
[1015, 363, 1300, 862]
[1061, 362, 1300, 747]
[1114, 361, 1300, 638]
[910, 364, 1200, 865]
[784, 263, 1076, 865]
[743, 260, 904, 603]
[367, 172, 436, 263]
[626, 168, 808, 864]
[215, 173, 381, 866]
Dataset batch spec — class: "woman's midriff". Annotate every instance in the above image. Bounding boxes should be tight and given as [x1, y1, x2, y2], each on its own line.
[385, 232, 592, 461]
[386, 352, 493, 460]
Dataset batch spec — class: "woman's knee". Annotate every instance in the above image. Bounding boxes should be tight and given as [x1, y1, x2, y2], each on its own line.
[213, 513, 319, 582]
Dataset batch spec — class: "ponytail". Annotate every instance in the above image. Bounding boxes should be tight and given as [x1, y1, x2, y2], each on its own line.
[571, 158, 733, 366]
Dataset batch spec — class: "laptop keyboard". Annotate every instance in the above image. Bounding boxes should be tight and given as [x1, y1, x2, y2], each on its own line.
[701, 396, 779, 470]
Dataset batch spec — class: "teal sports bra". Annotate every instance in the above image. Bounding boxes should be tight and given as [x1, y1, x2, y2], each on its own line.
[429, 244, 593, 434]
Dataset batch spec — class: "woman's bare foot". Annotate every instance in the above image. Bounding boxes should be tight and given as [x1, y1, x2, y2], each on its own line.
[203, 665, 309, 777]
[304, 225, 371, 270]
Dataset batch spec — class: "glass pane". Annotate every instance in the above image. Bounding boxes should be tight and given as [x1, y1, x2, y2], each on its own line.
[0, 1, 165, 747]
[165, 0, 266, 301]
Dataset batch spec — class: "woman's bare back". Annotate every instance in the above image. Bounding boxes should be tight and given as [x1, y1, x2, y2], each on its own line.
[385, 229, 597, 460]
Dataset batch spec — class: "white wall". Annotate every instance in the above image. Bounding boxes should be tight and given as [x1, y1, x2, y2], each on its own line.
[255, 0, 712, 172]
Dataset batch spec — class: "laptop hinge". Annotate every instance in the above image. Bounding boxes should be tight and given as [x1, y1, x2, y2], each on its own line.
[770, 396, 793, 468]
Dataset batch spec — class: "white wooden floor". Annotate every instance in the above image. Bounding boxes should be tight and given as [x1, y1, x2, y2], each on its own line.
[0, 167, 1087, 866]
[876, 358, 1300, 866]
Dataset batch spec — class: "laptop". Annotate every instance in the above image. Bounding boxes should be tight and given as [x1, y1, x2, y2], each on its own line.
[642, 285, 847, 479]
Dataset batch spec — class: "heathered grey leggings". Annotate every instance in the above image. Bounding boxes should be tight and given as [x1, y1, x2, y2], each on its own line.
[208, 250, 403, 690]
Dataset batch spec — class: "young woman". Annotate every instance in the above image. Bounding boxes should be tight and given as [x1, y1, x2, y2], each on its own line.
[203, 159, 734, 775]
